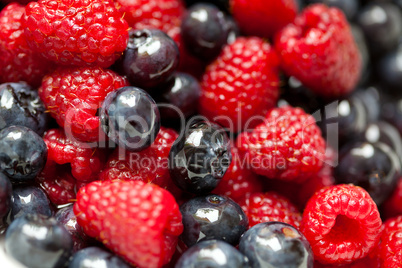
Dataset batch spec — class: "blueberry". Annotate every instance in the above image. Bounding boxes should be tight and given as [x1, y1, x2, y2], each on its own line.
[55, 205, 92, 252]
[180, 194, 248, 247]
[0, 126, 47, 182]
[352, 87, 381, 123]
[378, 46, 402, 91]
[154, 72, 201, 120]
[69, 247, 130, 268]
[381, 96, 402, 135]
[239, 222, 313, 268]
[9, 185, 53, 221]
[5, 214, 72, 268]
[181, 3, 238, 61]
[184, 0, 230, 13]
[0, 82, 48, 135]
[306, 0, 358, 20]
[0, 173, 11, 218]
[175, 240, 249, 268]
[100, 86, 160, 152]
[169, 121, 231, 194]
[335, 142, 401, 205]
[115, 29, 179, 90]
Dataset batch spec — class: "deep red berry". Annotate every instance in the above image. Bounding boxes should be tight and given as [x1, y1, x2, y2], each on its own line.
[230, 0, 297, 38]
[43, 129, 107, 181]
[237, 106, 326, 181]
[212, 145, 263, 203]
[377, 216, 402, 268]
[382, 178, 402, 219]
[0, 3, 52, 87]
[239, 192, 302, 229]
[199, 37, 280, 132]
[74, 180, 183, 268]
[300, 184, 382, 265]
[39, 67, 129, 142]
[275, 4, 362, 98]
[99, 127, 182, 198]
[23, 0, 129, 67]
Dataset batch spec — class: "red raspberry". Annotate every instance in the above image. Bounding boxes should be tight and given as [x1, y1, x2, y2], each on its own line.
[212, 145, 263, 203]
[0, 3, 52, 86]
[199, 37, 280, 132]
[275, 4, 362, 98]
[300, 184, 382, 265]
[74, 180, 183, 268]
[237, 106, 326, 181]
[382, 178, 402, 219]
[239, 192, 302, 229]
[43, 129, 107, 182]
[99, 127, 182, 198]
[39, 67, 129, 142]
[377, 216, 402, 268]
[23, 0, 129, 67]
[230, 0, 297, 38]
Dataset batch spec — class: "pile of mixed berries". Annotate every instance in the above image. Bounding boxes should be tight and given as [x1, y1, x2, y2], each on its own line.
[1, 0, 402, 267]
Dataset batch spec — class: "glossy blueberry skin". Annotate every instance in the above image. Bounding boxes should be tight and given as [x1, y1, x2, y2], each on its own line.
[155, 72, 201, 120]
[180, 194, 248, 247]
[9, 185, 53, 221]
[5, 214, 73, 268]
[181, 3, 238, 61]
[0, 82, 48, 135]
[100, 86, 161, 152]
[0, 126, 47, 182]
[0, 173, 11, 218]
[352, 86, 381, 123]
[378, 47, 402, 91]
[169, 121, 231, 194]
[306, 0, 358, 20]
[55, 205, 92, 253]
[116, 29, 179, 90]
[175, 240, 249, 268]
[335, 142, 401, 205]
[69, 247, 130, 268]
[239, 222, 313, 268]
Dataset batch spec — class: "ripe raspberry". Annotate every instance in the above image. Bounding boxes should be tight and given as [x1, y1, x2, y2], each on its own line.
[199, 37, 280, 132]
[377, 216, 402, 268]
[43, 129, 107, 181]
[275, 4, 362, 98]
[237, 106, 326, 181]
[74, 180, 183, 268]
[0, 3, 52, 86]
[230, 0, 297, 38]
[239, 192, 302, 229]
[382, 178, 402, 219]
[39, 67, 129, 142]
[23, 0, 129, 67]
[99, 127, 182, 198]
[212, 145, 263, 203]
[300, 184, 382, 265]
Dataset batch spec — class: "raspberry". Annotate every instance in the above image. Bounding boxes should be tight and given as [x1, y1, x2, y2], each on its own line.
[275, 4, 362, 98]
[23, 0, 129, 67]
[43, 129, 107, 182]
[199, 37, 280, 132]
[300, 184, 382, 265]
[212, 145, 263, 203]
[382, 178, 402, 219]
[377, 216, 402, 268]
[238, 192, 302, 229]
[237, 106, 326, 181]
[230, 0, 298, 38]
[74, 180, 183, 268]
[99, 127, 182, 198]
[0, 3, 52, 86]
[39, 67, 129, 142]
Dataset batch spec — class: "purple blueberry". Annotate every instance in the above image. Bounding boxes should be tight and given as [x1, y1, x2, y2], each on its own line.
[69, 247, 130, 268]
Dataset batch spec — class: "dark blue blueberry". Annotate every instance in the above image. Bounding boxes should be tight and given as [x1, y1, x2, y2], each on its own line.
[100, 86, 160, 152]
[239, 222, 313, 268]
[335, 142, 401, 205]
[169, 121, 231, 194]
[5, 214, 72, 268]
[154, 72, 201, 120]
[306, 0, 358, 20]
[381, 95, 402, 135]
[180, 194, 248, 247]
[175, 240, 249, 268]
[181, 3, 238, 61]
[0, 126, 47, 182]
[352, 86, 381, 123]
[55, 205, 93, 253]
[0, 173, 11, 218]
[0, 82, 48, 136]
[68, 247, 130, 268]
[378, 46, 402, 91]
[9, 185, 53, 222]
[115, 29, 179, 90]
